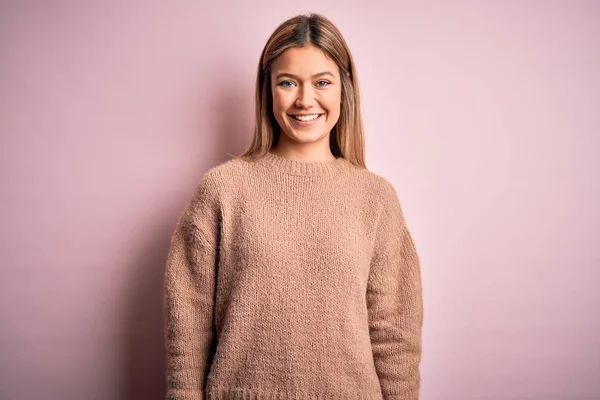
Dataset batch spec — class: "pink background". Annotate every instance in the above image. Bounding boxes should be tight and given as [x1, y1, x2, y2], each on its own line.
[1, 1, 599, 399]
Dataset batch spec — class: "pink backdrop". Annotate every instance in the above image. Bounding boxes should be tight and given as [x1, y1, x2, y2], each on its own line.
[1, 1, 599, 399]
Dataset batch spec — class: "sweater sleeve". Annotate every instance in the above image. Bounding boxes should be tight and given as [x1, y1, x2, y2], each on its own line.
[163, 174, 221, 400]
[367, 182, 424, 400]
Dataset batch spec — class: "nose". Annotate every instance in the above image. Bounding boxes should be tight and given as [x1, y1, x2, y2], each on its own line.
[295, 84, 316, 108]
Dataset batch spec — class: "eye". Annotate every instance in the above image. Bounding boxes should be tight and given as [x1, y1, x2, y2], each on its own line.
[316, 80, 331, 87]
[278, 80, 296, 88]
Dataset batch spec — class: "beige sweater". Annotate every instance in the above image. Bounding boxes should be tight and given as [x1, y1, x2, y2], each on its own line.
[163, 151, 423, 400]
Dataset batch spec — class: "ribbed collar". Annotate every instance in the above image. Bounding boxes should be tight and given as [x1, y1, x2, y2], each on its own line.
[256, 151, 352, 177]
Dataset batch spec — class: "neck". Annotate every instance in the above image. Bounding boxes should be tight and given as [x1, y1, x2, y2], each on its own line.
[256, 151, 349, 177]
[270, 138, 335, 162]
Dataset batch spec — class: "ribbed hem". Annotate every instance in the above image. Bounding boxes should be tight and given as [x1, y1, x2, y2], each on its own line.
[165, 388, 204, 400]
[254, 151, 351, 177]
[205, 385, 358, 399]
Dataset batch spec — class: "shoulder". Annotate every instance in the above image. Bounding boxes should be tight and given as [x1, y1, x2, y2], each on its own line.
[190, 156, 253, 200]
[200, 156, 245, 183]
[349, 167, 410, 230]
[348, 166, 401, 205]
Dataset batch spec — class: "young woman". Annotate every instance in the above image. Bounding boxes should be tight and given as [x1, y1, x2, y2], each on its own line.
[164, 13, 423, 400]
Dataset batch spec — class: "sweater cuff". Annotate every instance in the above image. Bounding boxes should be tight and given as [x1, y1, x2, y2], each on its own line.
[166, 388, 204, 400]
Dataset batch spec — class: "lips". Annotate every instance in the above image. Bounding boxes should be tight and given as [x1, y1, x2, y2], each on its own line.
[291, 113, 322, 122]
[288, 114, 323, 126]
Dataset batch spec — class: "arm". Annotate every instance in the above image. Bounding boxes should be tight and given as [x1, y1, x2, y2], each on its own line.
[163, 175, 220, 400]
[367, 182, 424, 400]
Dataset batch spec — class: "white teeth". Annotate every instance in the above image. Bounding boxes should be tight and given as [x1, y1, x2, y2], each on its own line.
[293, 114, 320, 122]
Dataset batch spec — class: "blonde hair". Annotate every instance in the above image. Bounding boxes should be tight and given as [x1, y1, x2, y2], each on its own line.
[237, 13, 366, 168]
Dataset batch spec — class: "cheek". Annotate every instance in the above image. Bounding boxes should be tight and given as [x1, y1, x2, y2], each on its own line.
[270, 89, 279, 111]
[272, 92, 291, 114]
[323, 91, 342, 114]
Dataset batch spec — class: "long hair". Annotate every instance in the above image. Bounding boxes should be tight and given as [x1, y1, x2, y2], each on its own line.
[236, 13, 366, 168]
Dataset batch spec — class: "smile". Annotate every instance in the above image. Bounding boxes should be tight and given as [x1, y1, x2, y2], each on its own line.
[290, 114, 322, 122]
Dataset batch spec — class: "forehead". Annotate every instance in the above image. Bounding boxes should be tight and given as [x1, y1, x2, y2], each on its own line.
[271, 45, 339, 77]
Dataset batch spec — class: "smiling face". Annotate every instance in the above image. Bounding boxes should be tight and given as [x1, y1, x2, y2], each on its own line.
[270, 45, 342, 154]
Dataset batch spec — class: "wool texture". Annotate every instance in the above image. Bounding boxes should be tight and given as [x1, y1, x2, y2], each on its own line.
[163, 151, 423, 400]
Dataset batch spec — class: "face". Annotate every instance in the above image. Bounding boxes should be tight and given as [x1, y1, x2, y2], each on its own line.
[270, 45, 342, 150]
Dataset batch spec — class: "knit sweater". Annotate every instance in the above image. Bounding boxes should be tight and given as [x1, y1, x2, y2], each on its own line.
[163, 151, 423, 400]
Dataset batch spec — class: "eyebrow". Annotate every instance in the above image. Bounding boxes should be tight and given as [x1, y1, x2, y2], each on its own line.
[275, 71, 335, 80]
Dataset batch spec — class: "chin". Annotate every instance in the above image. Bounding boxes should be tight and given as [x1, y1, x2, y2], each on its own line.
[284, 130, 330, 144]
